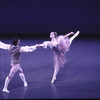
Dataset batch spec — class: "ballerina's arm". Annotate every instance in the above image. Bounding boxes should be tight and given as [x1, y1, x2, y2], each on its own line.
[38, 41, 52, 49]
[64, 32, 74, 38]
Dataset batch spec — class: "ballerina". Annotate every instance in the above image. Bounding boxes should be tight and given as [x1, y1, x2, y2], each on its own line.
[38, 31, 80, 83]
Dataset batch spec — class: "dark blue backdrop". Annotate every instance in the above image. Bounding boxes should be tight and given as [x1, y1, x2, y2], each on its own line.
[0, 0, 100, 35]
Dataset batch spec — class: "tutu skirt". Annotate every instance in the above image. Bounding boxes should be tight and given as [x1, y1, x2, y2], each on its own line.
[53, 35, 70, 69]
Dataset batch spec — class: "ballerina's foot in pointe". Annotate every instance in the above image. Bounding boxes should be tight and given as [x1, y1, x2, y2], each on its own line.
[51, 77, 56, 84]
[24, 82, 28, 87]
[75, 31, 80, 36]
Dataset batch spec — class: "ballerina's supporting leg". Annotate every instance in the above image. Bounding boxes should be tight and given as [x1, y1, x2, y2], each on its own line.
[51, 67, 60, 83]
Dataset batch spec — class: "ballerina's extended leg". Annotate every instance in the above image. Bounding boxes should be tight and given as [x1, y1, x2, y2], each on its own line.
[69, 31, 80, 45]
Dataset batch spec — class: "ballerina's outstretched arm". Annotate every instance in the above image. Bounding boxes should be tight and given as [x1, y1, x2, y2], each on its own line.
[38, 41, 52, 49]
[64, 32, 74, 38]
[62, 31, 80, 45]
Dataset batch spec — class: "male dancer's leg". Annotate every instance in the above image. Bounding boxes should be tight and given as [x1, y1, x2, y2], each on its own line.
[18, 66, 28, 87]
[2, 65, 18, 93]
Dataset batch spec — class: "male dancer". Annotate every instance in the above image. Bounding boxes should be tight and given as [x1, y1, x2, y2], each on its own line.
[0, 36, 38, 93]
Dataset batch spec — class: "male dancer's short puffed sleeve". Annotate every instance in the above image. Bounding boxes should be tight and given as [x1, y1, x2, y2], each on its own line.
[0, 41, 11, 50]
[20, 45, 37, 52]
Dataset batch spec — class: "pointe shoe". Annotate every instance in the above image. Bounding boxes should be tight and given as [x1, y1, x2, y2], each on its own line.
[75, 31, 80, 36]
[2, 88, 10, 93]
[24, 82, 28, 87]
[51, 77, 56, 84]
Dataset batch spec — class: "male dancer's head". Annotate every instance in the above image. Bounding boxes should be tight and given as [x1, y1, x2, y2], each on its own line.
[11, 36, 20, 46]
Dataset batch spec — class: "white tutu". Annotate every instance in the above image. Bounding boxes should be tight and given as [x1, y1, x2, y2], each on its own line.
[53, 35, 70, 69]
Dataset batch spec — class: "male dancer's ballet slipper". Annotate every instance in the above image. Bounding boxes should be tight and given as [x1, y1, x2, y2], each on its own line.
[2, 89, 10, 93]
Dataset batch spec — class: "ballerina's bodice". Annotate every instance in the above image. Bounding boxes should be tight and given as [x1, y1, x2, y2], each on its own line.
[51, 39, 60, 53]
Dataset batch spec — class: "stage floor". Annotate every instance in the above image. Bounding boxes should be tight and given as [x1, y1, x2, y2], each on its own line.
[0, 37, 100, 99]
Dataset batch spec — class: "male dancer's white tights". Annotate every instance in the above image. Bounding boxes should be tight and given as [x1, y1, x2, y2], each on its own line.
[2, 64, 28, 93]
